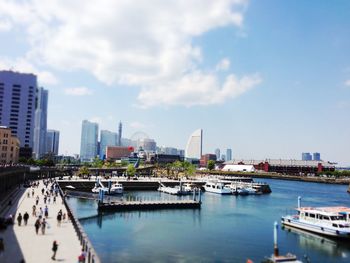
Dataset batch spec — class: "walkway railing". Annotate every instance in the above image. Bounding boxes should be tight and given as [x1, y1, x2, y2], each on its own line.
[58, 186, 101, 263]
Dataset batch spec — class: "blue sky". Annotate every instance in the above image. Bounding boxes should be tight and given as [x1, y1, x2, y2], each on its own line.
[0, 0, 349, 165]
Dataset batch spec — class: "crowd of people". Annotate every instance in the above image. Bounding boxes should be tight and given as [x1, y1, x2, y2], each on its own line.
[7, 178, 86, 262]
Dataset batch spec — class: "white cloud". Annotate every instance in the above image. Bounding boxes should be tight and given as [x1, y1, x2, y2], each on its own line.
[64, 87, 93, 96]
[0, 19, 11, 31]
[129, 121, 147, 130]
[345, 79, 350, 87]
[216, 58, 231, 71]
[0, 0, 260, 107]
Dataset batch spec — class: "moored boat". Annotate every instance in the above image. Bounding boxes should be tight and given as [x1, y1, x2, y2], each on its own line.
[204, 181, 231, 195]
[281, 197, 350, 239]
[92, 180, 123, 195]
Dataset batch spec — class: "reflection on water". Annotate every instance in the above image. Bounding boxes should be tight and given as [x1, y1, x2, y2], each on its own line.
[67, 179, 350, 263]
[283, 225, 350, 258]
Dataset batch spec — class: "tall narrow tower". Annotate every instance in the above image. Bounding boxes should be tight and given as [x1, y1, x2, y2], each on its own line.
[118, 121, 122, 146]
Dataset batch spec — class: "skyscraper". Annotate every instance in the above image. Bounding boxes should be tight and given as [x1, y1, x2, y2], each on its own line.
[0, 71, 37, 155]
[33, 87, 48, 159]
[185, 129, 203, 160]
[226, 148, 232, 161]
[118, 121, 122, 146]
[100, 130, 117, 159]
[302, 152, 312, 161]
[46, 129, 60, 155]
[313, 152, 321, 161]
[80, 120, 98, 162]
[215, 148, 220, 160]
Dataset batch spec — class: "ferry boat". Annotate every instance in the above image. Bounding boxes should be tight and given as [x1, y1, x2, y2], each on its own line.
[281, 197, 350, 239]
[92, 180, 123, 195]
[204, 181, 231, 195]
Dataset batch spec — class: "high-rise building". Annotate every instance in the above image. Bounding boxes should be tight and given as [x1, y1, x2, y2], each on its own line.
[80, 120, 98, 162]
[185, 129, 203, 160]
[100, 130, 117, 159]
[33, 87, 48, 159]
[0, 126, 20, 163]
[302, 152, 312, 161]
[0, 71, 38, 155]
[226, 148, 232, 161]
[221, 154, 226, 161]
[215, 148, 220, 160]
[138, 138, 157, 152]
[46, 129, 59, 156]
[118, 121, 122, 146]
[313, 152, 321, 161]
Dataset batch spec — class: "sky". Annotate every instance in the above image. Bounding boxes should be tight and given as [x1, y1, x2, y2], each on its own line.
[0, 0, 349, 165]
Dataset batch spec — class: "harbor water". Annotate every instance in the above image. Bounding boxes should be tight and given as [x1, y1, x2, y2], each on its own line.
[67, 179, 350, 262]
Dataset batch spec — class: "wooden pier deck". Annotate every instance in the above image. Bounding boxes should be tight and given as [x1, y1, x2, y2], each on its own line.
[98, 200, 201, 211]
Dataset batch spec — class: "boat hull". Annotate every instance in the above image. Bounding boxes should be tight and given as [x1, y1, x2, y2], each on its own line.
[281, 216, 350, 239]
[204, 187, 231, 195]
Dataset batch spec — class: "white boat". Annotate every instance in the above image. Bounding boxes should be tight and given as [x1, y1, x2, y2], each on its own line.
[204, 181, 231, 195]
[281, 197, 350, 239]
[92, 180, 123, 195]
[157, 182, 192, 195]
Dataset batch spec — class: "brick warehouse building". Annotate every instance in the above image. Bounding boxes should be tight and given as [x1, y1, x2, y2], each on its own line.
[224, 159, 335, 175]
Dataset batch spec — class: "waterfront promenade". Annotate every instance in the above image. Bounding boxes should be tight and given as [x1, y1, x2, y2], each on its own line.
[0, 180, 82, 263]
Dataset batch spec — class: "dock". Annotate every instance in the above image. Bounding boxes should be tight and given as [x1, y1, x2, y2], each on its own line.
[98, 199, 201, 212]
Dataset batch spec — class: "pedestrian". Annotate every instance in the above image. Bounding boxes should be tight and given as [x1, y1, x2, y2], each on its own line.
[62, 213, 66, 222]
[57, 212, 62, 227]
[32, 205, 36, 216]
[36, 196, 39, 205]
[39, 207, 43, 218]
[53, 196, 56, 204]
[0, 238, 4, 257]
[41, 188, 45, 195]
[78, 249, 86, 263]
[17, 213, 22, 226]
[23, 212, 29, 226]
[34, 218, 40, 234]
[27, 191, 30, 198]
[52, 241, 58, 260]
[41, 218, 46, 235]
[48, 196, 51, 204]
[44, 206, 49, 218]
[32, 189, 35, 197]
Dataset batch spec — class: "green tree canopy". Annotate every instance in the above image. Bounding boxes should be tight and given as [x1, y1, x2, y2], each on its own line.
[207, 160, 215, 171]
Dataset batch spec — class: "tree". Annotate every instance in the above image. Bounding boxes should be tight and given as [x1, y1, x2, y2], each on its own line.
[78, 166, 89, 177]
[92, 157, 104, 168]
[207, 160, 215, 171]
[126, 164, 136, 177]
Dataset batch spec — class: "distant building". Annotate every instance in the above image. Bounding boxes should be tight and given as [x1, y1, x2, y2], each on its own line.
[106, 146, 133, 161]
[0, 126, 20, 163]
[313, 152, 321, 161]
[158, 146, 178, 155]
[222, 164, 255, 172]
[215, 148, 220, 160]
[185, 129, 203, 160]
[225, 159, 335, 175]
[302, 152, 312, 161]
[100, 130, 117, 159]
[118, 121, 122, 146]
[80, 120, 98, 162]
[226, 148, 232, 161]
[177, 149, 185, 157]
[46, 129, 59, 156]
[138, 138, 157, 152]
[0, 70, 38, 156]
[153, 154, 183, 164]
[221, 154, 226, 161]
[200, 154, 217, 167]
[33, 87, 48, 159]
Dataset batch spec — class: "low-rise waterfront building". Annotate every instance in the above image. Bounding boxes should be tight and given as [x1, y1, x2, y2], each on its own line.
[106, 146, 133, 161]
[224, 159, 335, 175]
[200, 153, 217, 167]
[0, 126, 20, 163]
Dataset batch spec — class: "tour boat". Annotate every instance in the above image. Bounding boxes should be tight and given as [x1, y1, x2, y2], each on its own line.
[157, 182, 192, 195]
[281, 197, 350, 239]
[204, 181, 231, 195]
[92, 181, 123, 195]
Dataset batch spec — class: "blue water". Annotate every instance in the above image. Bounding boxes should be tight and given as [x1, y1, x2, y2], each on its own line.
[67, 179, 350, 262]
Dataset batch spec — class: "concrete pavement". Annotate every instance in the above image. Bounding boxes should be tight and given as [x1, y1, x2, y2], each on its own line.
[0, 180, 82, 263]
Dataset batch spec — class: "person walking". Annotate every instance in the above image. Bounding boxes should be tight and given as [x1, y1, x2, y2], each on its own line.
[32, 188, 35, 197]
[52, 241, 58, 260]
[17, 213, 22, 226]
[34, 218, 41, 234]
[53, 196, 56, 204]
[44, 206, 49, 218]
[23, 212, 29, 226]
[41, 218, 47, 235]
[57, 212, 62, 227]
[36, 196, 39, 205]
[32, 205, 36, 216]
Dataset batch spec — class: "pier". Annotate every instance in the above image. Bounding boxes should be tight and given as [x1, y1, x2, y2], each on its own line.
[98, 199, 201, 212]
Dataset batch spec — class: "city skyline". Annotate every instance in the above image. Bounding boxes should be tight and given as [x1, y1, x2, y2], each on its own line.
[0, 1, 349, 165]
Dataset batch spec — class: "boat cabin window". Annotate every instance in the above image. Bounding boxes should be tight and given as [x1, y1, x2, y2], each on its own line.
[309, 213, 316, 218]
[330, 216, 343, 221]
[332, 223, 338, 228]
